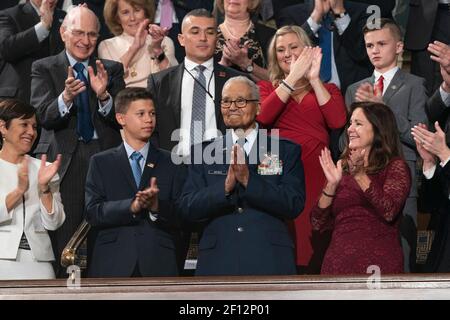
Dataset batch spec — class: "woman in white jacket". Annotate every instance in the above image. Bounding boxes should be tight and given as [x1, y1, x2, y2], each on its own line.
[0, 99, 65, 280]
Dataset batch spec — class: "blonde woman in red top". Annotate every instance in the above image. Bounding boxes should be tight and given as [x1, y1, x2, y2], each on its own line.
[257, 25, 347, 273]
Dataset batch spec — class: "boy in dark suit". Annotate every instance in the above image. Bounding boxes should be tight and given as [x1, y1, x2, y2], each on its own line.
[85, 87, 186, 277]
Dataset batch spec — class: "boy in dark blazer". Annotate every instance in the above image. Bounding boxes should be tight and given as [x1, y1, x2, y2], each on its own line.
[85, 87, 186, 277]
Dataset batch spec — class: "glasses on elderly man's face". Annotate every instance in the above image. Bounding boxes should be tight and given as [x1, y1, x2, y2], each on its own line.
[69, 29, 99, 41]
[220, 98, 259, 108]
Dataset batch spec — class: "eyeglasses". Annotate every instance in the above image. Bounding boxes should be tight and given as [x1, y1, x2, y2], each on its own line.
[69, 29, 99, 41]
[220, 98, 259, 108]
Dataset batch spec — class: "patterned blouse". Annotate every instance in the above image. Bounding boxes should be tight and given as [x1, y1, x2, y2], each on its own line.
[215, 23, 266, 70]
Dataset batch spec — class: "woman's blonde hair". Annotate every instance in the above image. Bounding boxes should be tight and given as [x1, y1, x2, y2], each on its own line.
[104, 0, 155, 36]
[267, 25, 312, 85]
[215, 0, 261, 15]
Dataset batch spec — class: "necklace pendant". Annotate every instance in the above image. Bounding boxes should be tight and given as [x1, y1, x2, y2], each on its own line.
[131, 71, 137, 77]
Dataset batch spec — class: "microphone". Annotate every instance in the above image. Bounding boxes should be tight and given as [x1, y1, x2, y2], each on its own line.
[184, 66, 215, 102]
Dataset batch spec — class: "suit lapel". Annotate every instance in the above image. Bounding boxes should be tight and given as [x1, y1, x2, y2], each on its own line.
[383, 69, 404, 103]
[87, 56, 99, 116]
[139, 143, 160, 190]
[171, 63, 184, 128]
[214, 63, 228, 134]
[22, 2, 40, 25]
[55, 51, 71, 94]
[116, 144, 138, 192]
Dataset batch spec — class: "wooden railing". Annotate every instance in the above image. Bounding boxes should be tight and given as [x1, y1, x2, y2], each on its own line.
[2, 274, 450, 299]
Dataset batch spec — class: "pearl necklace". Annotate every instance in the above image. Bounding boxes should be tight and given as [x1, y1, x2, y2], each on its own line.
[221, 19, 252, 40]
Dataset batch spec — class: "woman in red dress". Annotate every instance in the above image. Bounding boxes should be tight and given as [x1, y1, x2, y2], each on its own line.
[312, 102, 411, 274]
[257, 25, 347, 272]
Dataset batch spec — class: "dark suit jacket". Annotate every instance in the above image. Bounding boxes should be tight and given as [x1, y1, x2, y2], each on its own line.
[276, 1, 373, 94]
[179, 133, 306, 276]
[85, 143, 186, 277]
[426, 88, 450, 144]
[351, 0, 395, 19]
[30, 50, 125, 181]
[0, 0, 19, 11]
[422, 162, 450, 272]
[147, 61, 245, 152]
[404, 0, 439, 51]
[0, 2, 65, 102]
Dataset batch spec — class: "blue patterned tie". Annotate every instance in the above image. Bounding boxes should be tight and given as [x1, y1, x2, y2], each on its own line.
[318, 16, 332, 82]
[190, 65, 206, 146]
[130, 151, 143, 188]
[73, 62, 94, 142]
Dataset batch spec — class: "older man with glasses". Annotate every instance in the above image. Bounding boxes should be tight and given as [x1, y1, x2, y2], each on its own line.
[179, 76, 306, 276]
[30, 4, 125, 277]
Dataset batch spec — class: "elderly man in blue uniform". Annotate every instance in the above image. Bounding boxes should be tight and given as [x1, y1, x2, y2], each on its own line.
[180, 76, 305, 276]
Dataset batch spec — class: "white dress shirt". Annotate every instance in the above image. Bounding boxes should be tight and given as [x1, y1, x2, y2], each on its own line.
[374, 66, 399, 95]
[231, 123, 258, 156]
[178, 57, 219, 156]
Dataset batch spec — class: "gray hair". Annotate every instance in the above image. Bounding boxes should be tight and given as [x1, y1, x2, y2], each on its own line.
[223, 76, 260, 101]
[62, 5, 101, 32]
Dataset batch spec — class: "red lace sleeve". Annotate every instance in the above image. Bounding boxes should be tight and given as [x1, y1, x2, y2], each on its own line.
[310, 204, 335, 232]
[256, 80, 288, 128]
[362, 159, 412, 223]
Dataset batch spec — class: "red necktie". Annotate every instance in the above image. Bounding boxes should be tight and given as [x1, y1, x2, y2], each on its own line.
[374, 75, 384, 97]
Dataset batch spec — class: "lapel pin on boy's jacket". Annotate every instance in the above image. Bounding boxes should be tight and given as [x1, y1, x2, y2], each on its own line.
[219, 71, 226, 78]
[147, 163, 155, 168]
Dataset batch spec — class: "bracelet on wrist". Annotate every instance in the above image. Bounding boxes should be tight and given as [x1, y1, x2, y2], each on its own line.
[151, 51, 166, 63]
[280, 80, 294, 93]
[322, 190, 335, 198]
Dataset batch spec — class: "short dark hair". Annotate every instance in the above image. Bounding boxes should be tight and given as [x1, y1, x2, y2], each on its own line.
[0, 99, 36, 128]
[341, 102, 403, 174]
[363, 18, 403, 41]
[0, 99, 36, 148]
[182, 8, 215, 29]
[114, 87, 153, 114]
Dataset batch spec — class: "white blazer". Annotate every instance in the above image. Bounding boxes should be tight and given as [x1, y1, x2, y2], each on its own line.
[0, 157, 65, 261]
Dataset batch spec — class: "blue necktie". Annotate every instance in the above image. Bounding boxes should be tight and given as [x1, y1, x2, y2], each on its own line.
[130, 151, 143, 188]
[73, 62, 94, 142]
[190, 65, 206, 146]
[318, 16, 332, 82]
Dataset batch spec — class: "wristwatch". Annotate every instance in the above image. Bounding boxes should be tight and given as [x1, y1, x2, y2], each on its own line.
[245, 63, 254, 73]
[152, 51, 166, 63]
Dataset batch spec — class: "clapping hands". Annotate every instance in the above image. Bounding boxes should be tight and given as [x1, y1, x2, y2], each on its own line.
[355, 82, 383, 104]
[131, 177, 159, 214]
